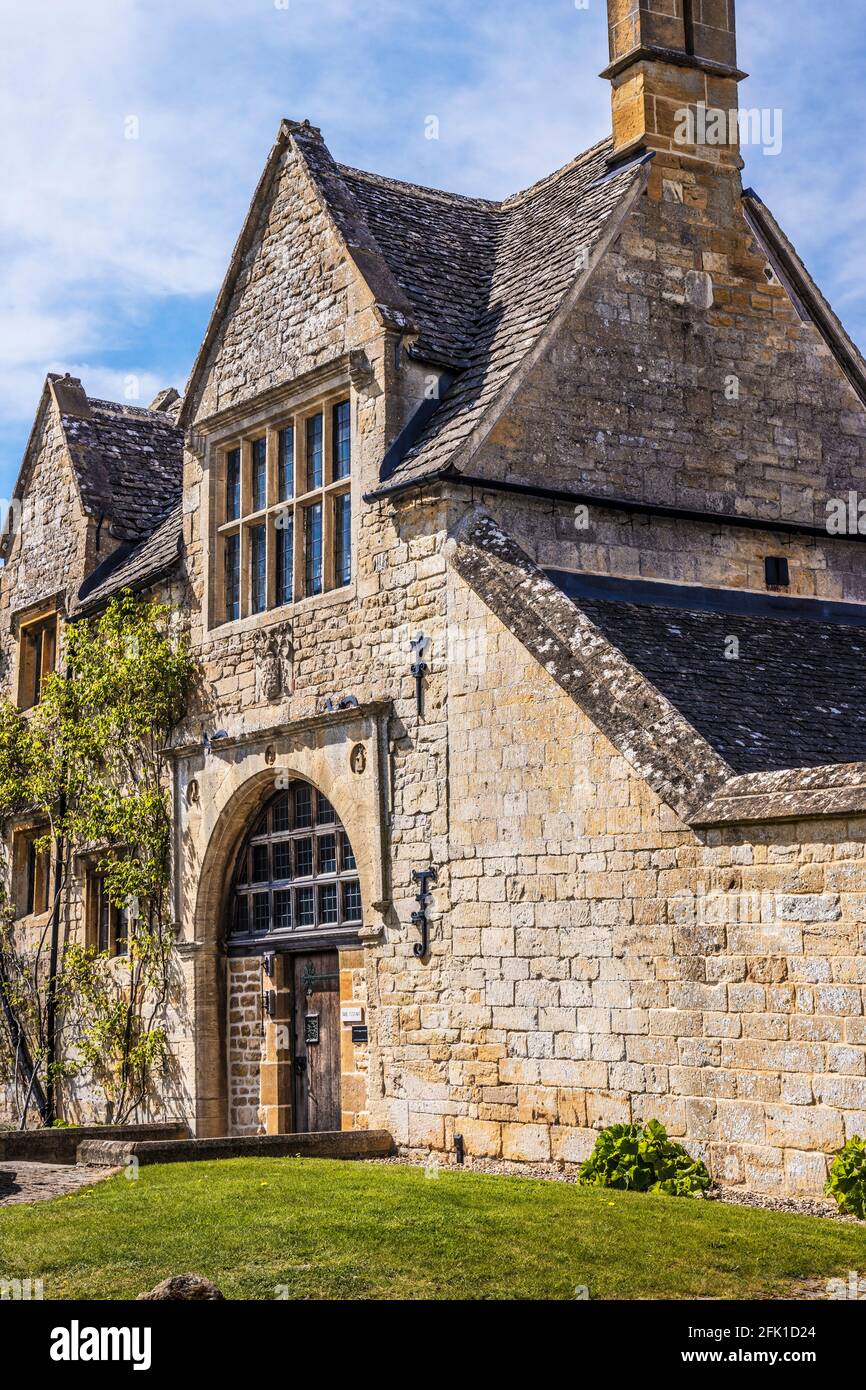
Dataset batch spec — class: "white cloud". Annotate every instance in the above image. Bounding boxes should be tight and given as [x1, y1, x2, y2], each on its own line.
[1, 0, 865, 472]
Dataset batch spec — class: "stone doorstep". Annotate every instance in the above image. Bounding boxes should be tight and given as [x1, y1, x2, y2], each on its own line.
[76, 1129, 395, 1168]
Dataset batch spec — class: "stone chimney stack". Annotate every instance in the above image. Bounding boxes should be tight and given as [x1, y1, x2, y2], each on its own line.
[603, 1, 746, 168]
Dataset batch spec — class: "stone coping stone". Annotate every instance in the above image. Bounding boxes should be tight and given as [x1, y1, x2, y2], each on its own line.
[0, 1122, 190, 1166]
[76, 1129, 394, 1167]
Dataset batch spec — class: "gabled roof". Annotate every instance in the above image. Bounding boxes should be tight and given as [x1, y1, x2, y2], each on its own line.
[451, 510, 866, 826]
[1, 375, 183, 565]
[338, 165, 499, 368]
[178, 117, 650, 469]
[60, 394, 183, 542]
[73, 502, 183, 615]
[179, 119, 418, 428]
[373, 141, 651, 491]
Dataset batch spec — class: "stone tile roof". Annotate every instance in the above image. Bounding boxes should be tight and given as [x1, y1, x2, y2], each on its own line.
[61, 396, 183, 543]
[552, 578, 866, 775]
[367, 140, 650, 490]
[580, 592, 866, 775]
[452, 509, 866, 824]
[338, 165, 499, 367]
[74, 503, 183, 614]
[449, 509, 729, 822]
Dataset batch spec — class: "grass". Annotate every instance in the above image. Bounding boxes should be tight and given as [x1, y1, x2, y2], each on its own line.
[1, 1157, 865, 1300]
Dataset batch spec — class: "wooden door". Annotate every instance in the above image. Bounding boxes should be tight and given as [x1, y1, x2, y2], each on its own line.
[291, 951, 341, 1133]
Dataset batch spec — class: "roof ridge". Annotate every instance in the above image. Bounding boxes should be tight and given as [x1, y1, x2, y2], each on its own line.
[502, 134, 614, 209]
[87, 397, 181, 423]
[338, 163, 501, 211]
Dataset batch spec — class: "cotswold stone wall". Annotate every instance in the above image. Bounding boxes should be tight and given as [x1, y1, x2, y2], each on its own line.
[0, 395, 91, 1126]
[227, 958, 264, 1136]
[367, 570, 866, 1194]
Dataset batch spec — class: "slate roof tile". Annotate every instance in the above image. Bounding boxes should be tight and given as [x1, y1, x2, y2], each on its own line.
[567, 590, 866, 775]
[74, 503, 183, 614]
[367, 140, 646, 490]
[62, 397, 183, 542]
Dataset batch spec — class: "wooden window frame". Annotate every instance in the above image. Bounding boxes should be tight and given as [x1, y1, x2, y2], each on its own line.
[17, 611, 58, 711]
[87, 867, 130, 958]
[12, 828, 51, 919]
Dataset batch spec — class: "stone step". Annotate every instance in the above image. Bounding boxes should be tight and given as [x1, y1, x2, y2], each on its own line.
[76, 1129, 394, 1167]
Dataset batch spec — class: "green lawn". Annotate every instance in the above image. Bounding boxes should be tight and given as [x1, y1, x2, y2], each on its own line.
[1, 1158, 864, 1300]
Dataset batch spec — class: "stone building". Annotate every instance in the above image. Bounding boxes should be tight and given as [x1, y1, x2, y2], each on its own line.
[4, 0, 866, 1194]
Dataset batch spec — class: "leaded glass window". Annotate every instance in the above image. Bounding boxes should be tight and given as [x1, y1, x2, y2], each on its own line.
[231, 782, 362, 943]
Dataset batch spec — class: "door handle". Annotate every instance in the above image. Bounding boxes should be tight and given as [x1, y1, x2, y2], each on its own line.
[293, 1056, 307, 1076]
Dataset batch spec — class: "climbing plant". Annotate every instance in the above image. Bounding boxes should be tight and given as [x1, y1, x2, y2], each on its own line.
[0, 591, 194, 1125]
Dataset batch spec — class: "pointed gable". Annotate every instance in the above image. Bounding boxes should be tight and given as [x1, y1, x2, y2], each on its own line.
[181, 120, 416, 427]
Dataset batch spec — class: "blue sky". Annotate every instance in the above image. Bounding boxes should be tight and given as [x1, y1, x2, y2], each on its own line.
[2, 0, 865, 498]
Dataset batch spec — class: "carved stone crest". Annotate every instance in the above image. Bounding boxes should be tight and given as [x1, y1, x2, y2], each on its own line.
[254, 626, 294, 704]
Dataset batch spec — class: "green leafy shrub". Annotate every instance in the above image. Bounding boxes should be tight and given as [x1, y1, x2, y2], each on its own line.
[578, 1120, 712, 1197]
[826, 1137, 866, 1219]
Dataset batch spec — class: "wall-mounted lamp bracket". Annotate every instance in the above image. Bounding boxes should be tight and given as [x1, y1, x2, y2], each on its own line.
[411, 865, 438, 959]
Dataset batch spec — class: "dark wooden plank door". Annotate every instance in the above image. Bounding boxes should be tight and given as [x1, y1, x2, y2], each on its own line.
[292, 951, 341, 1133]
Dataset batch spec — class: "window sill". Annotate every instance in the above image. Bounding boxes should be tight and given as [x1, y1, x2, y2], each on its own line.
[14, 909, 52, 927]
[209, 582, 356, 638]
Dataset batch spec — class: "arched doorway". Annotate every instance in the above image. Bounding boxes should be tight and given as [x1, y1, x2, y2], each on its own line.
[226, 779, 363, 1135]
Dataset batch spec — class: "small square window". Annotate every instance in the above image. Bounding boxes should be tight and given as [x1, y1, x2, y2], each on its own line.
[765, 556, 790, 589]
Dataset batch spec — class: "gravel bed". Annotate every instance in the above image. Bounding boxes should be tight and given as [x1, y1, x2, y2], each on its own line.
[365, 1152, 865, 1223]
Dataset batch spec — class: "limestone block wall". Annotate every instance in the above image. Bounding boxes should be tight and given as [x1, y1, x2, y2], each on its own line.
[370, 568, 866, 1195]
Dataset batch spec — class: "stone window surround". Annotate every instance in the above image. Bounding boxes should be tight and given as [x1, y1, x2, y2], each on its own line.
[10, 821, 52, 922]
[83, 860, 130, 958]
[206, 377, 357, 634]
[12, 596, 61, 713]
